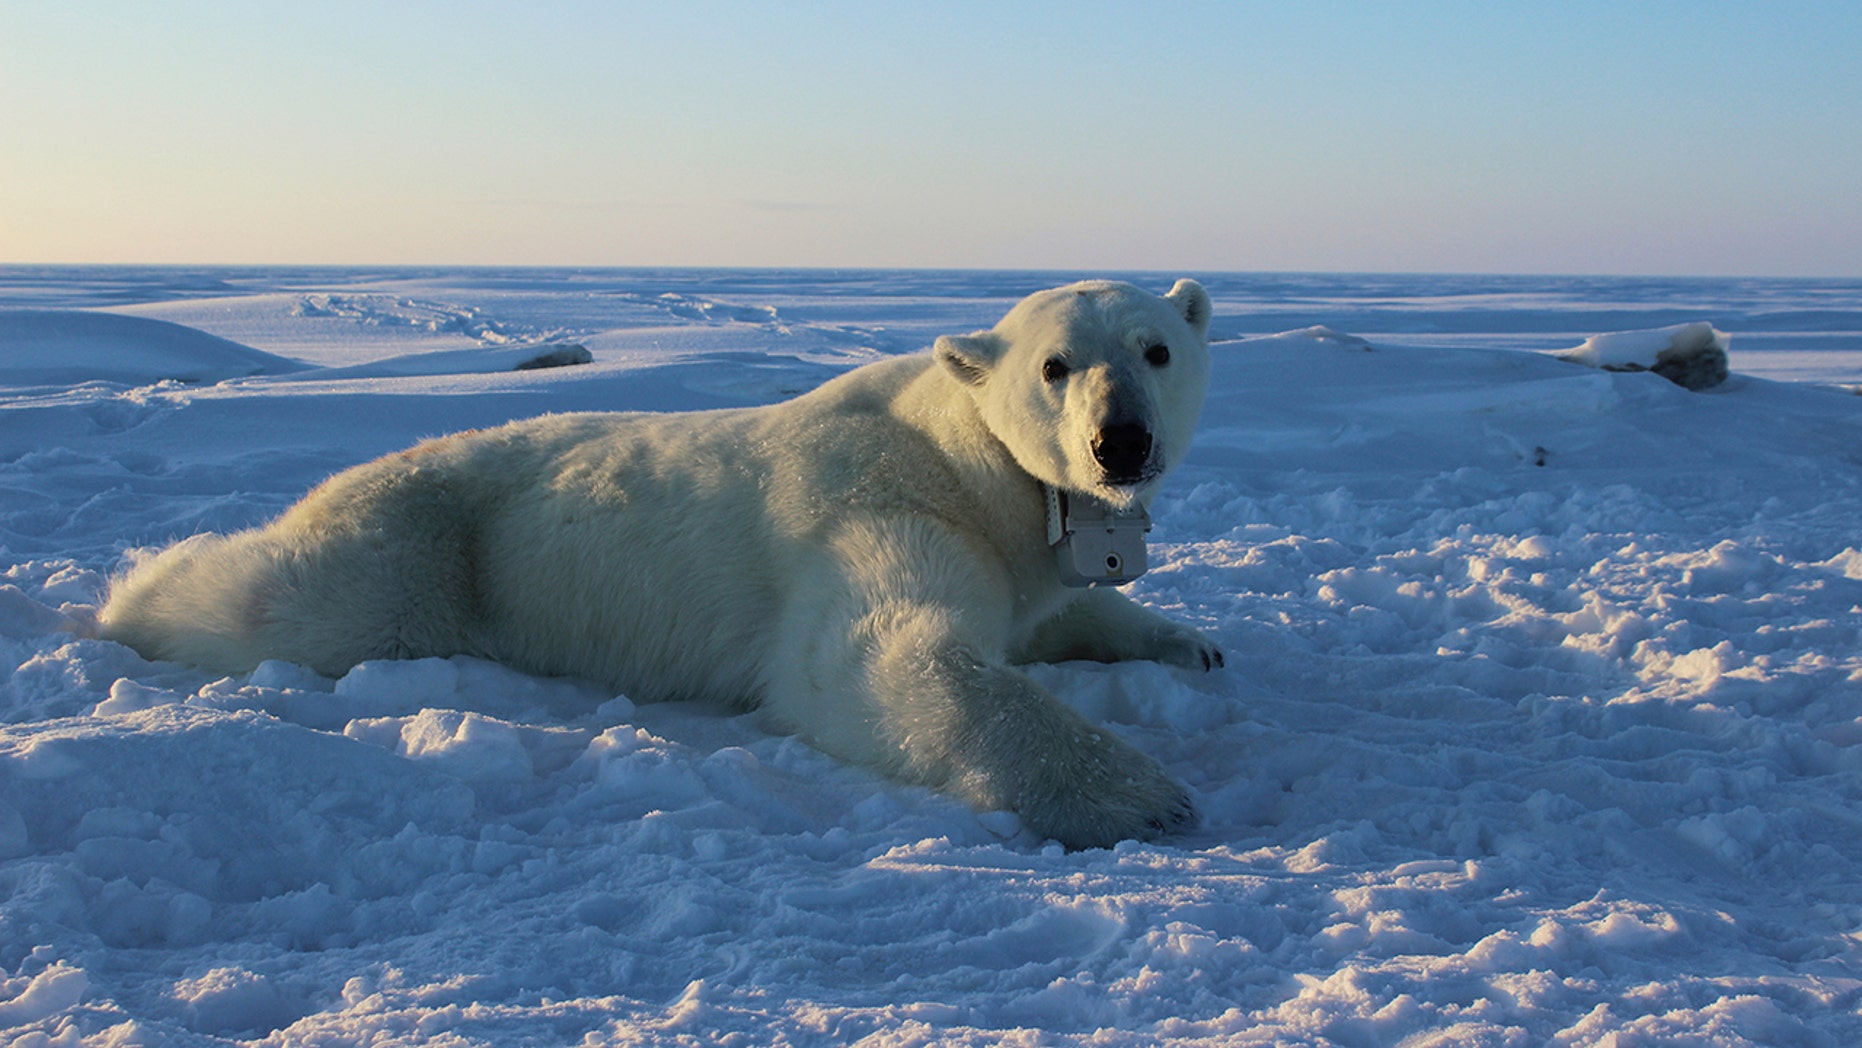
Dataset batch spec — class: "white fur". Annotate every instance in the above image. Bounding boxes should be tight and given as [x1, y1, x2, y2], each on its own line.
[101, 279, 1221, 848]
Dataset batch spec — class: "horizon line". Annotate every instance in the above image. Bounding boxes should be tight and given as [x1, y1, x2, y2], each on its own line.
[2, 262, 1859, 284]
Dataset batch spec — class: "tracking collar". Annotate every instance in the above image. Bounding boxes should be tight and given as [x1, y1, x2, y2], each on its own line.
[1044, 483, 1151, 587]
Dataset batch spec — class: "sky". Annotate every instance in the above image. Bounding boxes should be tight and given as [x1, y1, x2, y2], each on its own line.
[2, 1, 1859, 276]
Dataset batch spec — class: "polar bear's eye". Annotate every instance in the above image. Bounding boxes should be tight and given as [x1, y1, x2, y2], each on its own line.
[1144, 343, 1171, 367]
[1042, 358, 1071, 383]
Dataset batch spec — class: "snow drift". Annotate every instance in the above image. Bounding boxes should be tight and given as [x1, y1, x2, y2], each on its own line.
[0, 311, 308, 387]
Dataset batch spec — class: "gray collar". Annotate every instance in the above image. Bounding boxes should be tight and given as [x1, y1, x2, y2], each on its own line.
[1043, 483, 1152, 587]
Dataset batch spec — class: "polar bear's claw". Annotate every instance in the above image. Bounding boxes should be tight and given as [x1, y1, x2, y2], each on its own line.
[1149, 627, 1225, 674]
[1146, 791, 1199, 835]
[1005, 730, 1200, 850]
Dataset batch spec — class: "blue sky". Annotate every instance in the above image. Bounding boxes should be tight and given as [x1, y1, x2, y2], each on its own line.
[3, 1, 1858, 275]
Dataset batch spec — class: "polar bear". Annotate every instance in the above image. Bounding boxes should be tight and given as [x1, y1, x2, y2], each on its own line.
[101, 279, 1222, 849]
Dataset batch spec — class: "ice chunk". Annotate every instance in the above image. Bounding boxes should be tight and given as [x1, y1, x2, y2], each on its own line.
[334, 657, 462, 707]
[0, 585, 74, 639]
[0, 958, 88, 1027]
[172, 967, 299, 1037]
[92, 678, 183, 716]
[1558, 321, 1730, 389]
[345, 709, 535, 781]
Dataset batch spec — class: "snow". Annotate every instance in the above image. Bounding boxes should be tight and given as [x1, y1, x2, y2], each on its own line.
[1560, 321, 1726, 370]
[1557, 321, 1731, 390]
[0, 312, 307, 387]
[3, 267, 1861, 1045]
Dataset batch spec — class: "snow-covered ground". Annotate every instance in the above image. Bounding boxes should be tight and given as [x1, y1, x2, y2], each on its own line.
[2, 267, 1860, 1046]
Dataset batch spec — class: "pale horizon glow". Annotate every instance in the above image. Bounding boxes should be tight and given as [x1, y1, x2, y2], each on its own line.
[3, 1, 1859, 277]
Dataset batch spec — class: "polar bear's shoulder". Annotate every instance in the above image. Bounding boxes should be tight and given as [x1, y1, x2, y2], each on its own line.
[752, 354, 955, 458]
[507, 356, 937, 440]
[786, 354, 937, 413]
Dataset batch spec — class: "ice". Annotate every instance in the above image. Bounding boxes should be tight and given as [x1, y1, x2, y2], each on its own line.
[1557, 320, 1731, 389]
[333, 657, 462, 706]
[170, 966, 300, 1038]
[89, 678, 181, 716]
[0, 958, 88, 1028]
[280, 341, 593, 380]
[1, 268, 1860, 1045]
[0, 587, 73, 640]
[344, 710, 536, 783]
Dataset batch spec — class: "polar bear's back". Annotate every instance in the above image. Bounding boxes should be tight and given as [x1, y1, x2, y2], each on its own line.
[404, 356, 990, 703]
[101, 353, 981, 707]
[470, 356, 985, 701]
[465, 407, 819, 703]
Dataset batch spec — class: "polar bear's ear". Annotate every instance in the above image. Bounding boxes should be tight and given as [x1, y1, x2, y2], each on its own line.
[1166, 279, 1212, 340]
[934, 332, 1004, 386]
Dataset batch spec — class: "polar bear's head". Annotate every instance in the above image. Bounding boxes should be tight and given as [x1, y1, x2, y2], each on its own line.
[934, 279, 1213, 507]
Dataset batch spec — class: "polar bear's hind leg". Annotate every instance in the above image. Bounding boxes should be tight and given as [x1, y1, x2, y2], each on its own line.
[102, 459, 488, 678]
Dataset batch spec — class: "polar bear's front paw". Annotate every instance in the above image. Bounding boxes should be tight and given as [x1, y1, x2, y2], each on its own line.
[1151, 625, 1225, 673]
[1012, 735, 1198, 850]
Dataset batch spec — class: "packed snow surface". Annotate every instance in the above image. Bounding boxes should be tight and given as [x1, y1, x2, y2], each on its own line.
[0, 311, 307, 387]
[2, 267, 1860, 1046]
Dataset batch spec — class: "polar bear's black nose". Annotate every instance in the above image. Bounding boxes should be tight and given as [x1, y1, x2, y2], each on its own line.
[1093, 422, 1153, 481]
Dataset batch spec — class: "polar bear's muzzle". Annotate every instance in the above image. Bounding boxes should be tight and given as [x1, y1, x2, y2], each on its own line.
[1092, 421, 1155, 485]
